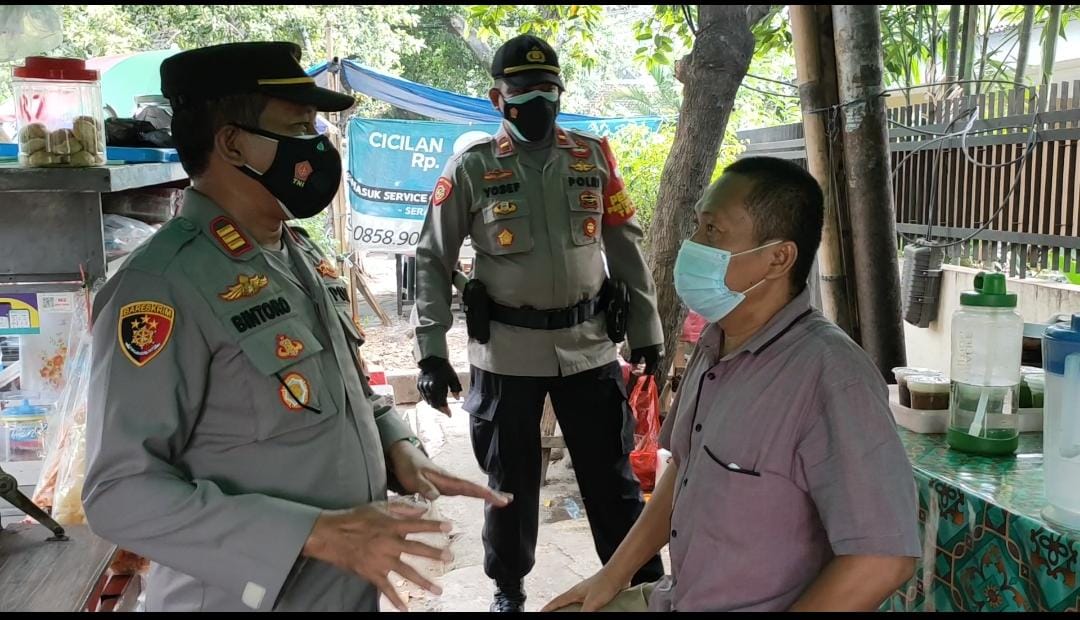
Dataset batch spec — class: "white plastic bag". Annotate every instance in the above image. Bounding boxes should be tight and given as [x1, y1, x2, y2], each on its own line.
[104, 214, 157, 259]
[0, 6, 63, 63]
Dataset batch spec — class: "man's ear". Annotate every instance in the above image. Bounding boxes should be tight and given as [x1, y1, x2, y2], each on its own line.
[764, 241, 798, 281]
[214, 125, 247, 167]
[488, 88, 502, 111]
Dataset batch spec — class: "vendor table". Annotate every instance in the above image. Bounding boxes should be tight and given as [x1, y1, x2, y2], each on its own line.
[885, 430, 1080, 612]
[0, 523, 116, 612]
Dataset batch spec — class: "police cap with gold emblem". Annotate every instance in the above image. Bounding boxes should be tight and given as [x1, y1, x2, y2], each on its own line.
[160, 41, 354, 112]
[491, 34, 564, 90]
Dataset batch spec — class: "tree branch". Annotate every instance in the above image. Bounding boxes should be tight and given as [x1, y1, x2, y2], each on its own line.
[445, 13, 493, 73]
[746, 5, 774, 27]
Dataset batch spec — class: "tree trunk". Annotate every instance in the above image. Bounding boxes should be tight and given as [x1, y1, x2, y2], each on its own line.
[790, 4, 858, 340]
[1014, 5, 1035, 86]
[833, 4, 908, 379]
[944, 5, 961, 83]
[958, 5, 978, 94]
[1042, 5, 1063, 88]
[645, 5, 761, 382]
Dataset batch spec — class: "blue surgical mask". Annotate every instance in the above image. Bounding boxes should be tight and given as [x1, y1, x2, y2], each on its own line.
[674, 239, 781, 323]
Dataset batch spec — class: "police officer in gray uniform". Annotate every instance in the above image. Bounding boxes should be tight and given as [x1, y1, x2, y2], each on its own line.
[413, 35, 665, 612]
[82, 42, 508, 612]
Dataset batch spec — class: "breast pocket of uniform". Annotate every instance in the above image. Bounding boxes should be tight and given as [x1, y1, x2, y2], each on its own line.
[236, 318, 337, 441]
[566, 183, 604, 246]
[475, 198, 533, 256]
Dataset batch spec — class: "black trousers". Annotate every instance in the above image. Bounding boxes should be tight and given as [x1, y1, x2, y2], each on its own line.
[464, 361, 665, 587]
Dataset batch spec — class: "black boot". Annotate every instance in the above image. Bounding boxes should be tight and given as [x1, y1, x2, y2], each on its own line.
[490, 580, 526, 612]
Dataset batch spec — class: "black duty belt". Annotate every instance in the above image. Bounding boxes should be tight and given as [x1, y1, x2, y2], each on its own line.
[490, 295, 603, 330]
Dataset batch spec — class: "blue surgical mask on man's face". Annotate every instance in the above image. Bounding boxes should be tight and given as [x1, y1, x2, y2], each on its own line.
[673, 239, 782, 323]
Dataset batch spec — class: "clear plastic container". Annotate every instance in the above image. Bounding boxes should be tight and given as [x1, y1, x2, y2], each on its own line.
[0, 399, 48, 462]
[1019, 371, 1045, 409]
[12, 56, 106, 168]
[1042, 314, 1080, 531]
[892, 366, 942, 407]
[947, 273, 1024, 456]
[908, 375, 951, 410]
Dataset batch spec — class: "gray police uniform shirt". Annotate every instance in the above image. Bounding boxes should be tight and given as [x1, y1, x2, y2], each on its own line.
[414, 124, 663, 377]
[82, 188, 414, 612]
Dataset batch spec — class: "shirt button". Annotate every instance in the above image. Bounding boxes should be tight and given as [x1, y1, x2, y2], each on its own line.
[695, 424, 702, 432]
[682, 478, 688, 486]
[707, 372, 716, 380]
[179, 220, 195, 232]
[671, 529, 677, 538]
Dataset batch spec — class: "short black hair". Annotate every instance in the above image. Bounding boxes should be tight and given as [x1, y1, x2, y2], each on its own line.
[722, 156, 824, 292]
[170, 94, 269, 177]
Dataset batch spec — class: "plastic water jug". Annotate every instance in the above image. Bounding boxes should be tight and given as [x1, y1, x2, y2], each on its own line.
[947, 272, 1024, 455]
[1042, 313, 1080, 531]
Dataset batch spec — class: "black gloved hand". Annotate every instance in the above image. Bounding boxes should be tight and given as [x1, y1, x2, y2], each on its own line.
[417, 356, 462, 415]
[627, 344, 664, 376]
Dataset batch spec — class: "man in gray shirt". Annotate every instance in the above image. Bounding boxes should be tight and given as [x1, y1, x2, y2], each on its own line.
[545, 156, 920, 612]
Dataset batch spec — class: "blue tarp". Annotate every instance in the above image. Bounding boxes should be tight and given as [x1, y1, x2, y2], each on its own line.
[308, 59, 653, 125]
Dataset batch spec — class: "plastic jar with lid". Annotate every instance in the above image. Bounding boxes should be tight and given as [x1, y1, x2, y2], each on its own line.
[908, 375, 951, 410]
[12, 56, 106, 168]
[892, 366, 943, 407]
[0, 399, 48, 462]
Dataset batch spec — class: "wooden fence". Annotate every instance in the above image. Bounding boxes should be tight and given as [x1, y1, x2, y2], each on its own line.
[737, 82, 1080, 279]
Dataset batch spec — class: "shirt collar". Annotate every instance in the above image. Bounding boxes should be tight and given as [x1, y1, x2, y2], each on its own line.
[699, 288, 814, 363]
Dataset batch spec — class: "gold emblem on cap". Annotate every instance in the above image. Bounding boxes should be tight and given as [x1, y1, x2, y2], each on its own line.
[526, 48, 546, 63]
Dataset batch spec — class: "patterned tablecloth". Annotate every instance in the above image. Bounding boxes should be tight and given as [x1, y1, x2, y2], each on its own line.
[883, 430, 1080, 612]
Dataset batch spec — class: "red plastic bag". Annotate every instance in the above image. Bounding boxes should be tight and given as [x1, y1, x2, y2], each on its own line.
[628, 376, 660, 492]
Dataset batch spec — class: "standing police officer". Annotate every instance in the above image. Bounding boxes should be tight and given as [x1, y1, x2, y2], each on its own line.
[82, 42, 508, 612]
[413, 34, 665, 612]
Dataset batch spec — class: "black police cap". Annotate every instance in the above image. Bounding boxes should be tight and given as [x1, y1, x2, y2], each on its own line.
[160, 41, 354, 112]
[491, 34, 564, 90]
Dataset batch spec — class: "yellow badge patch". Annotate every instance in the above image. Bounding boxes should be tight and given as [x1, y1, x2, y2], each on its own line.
[497, 228, 514, 247]
[276, 334, 305, 359]
[492, 201, 518, 216]
[118, 302, 175, 367]
[316, 259, 339, 279]
[570, 160, 596, 173]
[279, 372, 311, 411]
[219, 274, 269, 301]
[211, 216, 251, 256]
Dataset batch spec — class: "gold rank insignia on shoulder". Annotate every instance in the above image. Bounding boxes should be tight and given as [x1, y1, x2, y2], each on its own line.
[219, 274, 269, 301]
[316, 259, 339, 278]
[497, 228, 514, 247]
[276, 334, 305, 359]
[484, 169, 515, 181]
[497, 137, 514, 156]
[493, 201, 518, 216]
[210, 216, 252, 256]
[570, 141, 591, 159]
[570, 160, 596, 173]
[118, 301, 175, 367]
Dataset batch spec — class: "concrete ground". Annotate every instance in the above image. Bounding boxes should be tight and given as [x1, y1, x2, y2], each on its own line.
[384, 401, 670, 613]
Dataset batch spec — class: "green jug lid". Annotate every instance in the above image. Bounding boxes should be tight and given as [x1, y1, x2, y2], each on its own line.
[960, 272, 1017, 308]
